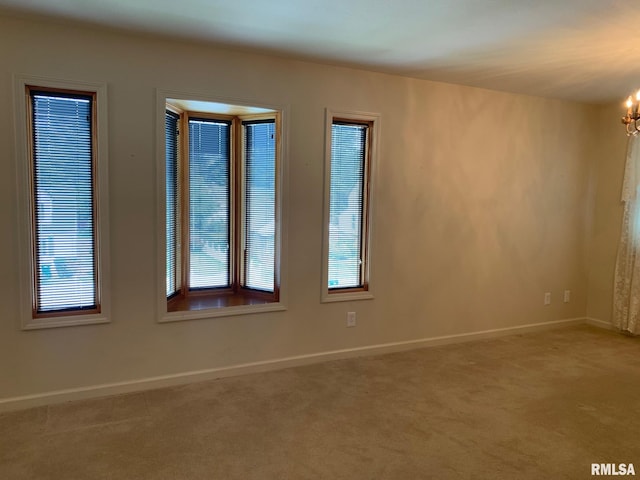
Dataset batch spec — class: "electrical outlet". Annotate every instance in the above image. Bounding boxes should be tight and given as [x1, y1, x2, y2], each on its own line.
[564, 290, 571, 303]
[347, 311, 356, 327]
[544, 292, 551, 306]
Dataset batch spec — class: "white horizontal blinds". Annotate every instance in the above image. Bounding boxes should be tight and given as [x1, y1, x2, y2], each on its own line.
[243, 120, 276, 292]
[30, 90, 97, 313]
[165, 111, 179, 297]
[328, 121, 367, 289]
[188, 118, 231, 289]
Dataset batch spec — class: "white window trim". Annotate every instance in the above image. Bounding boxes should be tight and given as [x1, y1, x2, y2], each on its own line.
[13, 74, 111, 330]
[321, 108, 379, 304]
[155, 89, 288, 323]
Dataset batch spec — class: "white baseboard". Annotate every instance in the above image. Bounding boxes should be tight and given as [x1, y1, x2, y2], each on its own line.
[585, 317, 614, 330]
[0, 317, 588, 413]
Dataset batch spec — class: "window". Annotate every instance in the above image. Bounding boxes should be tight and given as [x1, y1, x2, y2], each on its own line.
[322, 109, 378, 302]
[162, 97, 282, 317]
[14, 76, 110, 329]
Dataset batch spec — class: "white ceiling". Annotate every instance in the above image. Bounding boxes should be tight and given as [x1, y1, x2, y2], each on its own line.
[1, 0, 639, 104]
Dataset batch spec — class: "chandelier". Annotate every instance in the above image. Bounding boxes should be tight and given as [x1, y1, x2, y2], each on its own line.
[622, 91, 640, 135]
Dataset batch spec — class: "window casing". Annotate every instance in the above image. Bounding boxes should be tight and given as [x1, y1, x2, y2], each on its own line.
[164, 102, 281, 314]
[322, 109, 378, 303]
[14, 76, 110, 329]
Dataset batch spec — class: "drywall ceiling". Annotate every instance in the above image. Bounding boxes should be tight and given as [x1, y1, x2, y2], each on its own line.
[1, 0, 639, 104]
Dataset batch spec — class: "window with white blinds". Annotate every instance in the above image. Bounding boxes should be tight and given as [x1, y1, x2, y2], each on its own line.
[321, 109, 380, 302]
[165, 111, 179, 297]
[327, 118, 373, 293]
[188, 118, 231, 289]
[164, 102, 280, 312]
[30, 89, 98, 314]
[243, 120, 276, 292]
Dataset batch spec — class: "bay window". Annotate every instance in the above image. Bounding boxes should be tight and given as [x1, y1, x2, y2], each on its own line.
[163, 99, 281, 315]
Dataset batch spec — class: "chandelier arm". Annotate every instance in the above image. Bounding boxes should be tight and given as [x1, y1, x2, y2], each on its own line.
[621, 92, 640, 135]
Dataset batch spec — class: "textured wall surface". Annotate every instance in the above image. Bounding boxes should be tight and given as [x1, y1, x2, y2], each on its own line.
[587, 104, 628, 323]
[0, 14, 599, 400]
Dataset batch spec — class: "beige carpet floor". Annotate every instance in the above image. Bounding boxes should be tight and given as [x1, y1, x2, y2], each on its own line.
[1, 324, 640, 479]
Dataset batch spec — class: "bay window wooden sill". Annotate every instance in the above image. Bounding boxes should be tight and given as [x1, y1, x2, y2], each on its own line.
[167, 289, 277, 313]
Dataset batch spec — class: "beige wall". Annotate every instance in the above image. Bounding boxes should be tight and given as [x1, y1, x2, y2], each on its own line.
[586, 104, 628, 322]
[0, 14, 599, 401]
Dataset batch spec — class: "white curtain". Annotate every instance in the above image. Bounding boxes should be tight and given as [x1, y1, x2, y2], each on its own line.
[613, 136, 640, 335]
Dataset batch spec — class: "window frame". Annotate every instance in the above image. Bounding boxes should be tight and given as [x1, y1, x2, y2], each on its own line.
[181, 111, 235, 295]
[157, 90, 287, 322]
[321, 108, 379, 303]
[165, 107, 182, 299]
[239, 115, 281, 295]
[14, 75, 110, 330]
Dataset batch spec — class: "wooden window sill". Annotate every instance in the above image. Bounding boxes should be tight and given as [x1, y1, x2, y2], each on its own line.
[167, 290, 277, 313]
